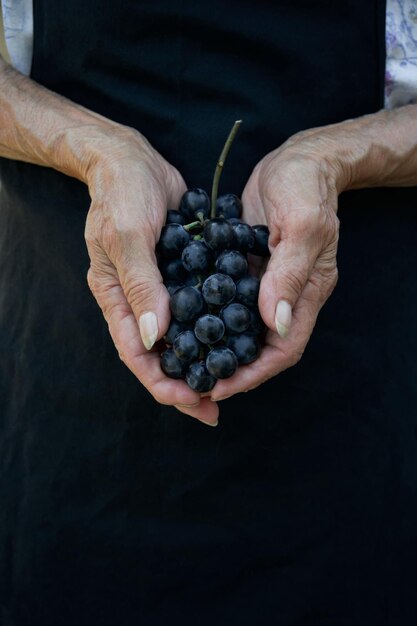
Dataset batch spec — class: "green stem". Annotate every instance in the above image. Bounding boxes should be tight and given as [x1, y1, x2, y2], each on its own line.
[184, 220, 202, 231]
[211, 120, 242, 219]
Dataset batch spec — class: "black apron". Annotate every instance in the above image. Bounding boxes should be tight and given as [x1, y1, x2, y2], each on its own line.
[1, 1, 416, 624]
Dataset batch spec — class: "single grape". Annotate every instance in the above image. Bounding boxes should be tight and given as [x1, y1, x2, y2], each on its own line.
[194, 314, 225, 344]
[173, 330, 201, 363]
[164, 319, 191, 344]
[186, 361, 216, 392]
[183, 273, 203, 288]
[159, 257, 187, 282]
[179, 188, 210, 221]
[216, 193, 243, 219]
[235, 276, 260, 307]
[206, 347, 238, 379]
[161, 348, 187, 379]
[166, 210, 185, 225]
[251, 225, 270, 256]
[231, 222, 255, 253]
[220, 303, 251, 334]
[227, 334, 261, 365]
[165, 281, 185, 297]
[215, 249, 248, 281]
[170, 286, 206, 322]
[202, 273, 236, 306]
[157, 223, 190, 259]
[181, 240, 213, 274]
[203, 218, 234, 251]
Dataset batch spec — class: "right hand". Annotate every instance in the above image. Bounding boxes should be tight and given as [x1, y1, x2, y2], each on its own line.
[84, 128, 219, 426]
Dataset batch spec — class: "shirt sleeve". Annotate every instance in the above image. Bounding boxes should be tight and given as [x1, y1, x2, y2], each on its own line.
[385, 0, 417, 108]
[0, 0, 33, 75]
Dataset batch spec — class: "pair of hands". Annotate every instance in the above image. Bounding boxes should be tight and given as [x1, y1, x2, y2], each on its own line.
[85, 127, 341, 426]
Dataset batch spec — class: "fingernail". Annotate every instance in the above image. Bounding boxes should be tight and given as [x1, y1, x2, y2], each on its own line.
[275, 300, 292, 338]
[199, 419, 219, 427]
[139, 311, 158, 350]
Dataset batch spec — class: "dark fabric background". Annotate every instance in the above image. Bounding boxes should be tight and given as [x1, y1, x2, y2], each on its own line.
[1, 1, 417, 624]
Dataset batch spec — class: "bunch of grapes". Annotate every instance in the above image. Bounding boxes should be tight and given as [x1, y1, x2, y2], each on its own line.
[157, 121, 270, 392]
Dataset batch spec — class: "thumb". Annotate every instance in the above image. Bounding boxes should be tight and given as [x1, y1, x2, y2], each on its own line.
[259, 239, 317, 339]
[114, 231, 169, 351]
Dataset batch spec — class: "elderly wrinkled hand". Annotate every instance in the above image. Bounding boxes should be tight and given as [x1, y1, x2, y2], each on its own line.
[211, 130, 341, 401]
[84, 129, 220, 425]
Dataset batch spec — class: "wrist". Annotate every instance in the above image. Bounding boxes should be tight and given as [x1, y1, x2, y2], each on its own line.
[52, 123, 144, 185]
[287, 105, 417, 194]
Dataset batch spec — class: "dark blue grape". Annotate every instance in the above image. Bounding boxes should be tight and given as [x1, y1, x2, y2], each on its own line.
[232, 222, 255, 253]
[158, 223, 190, 259]
[182, 240, 213, 273]
[159, 257, 187, 282]
[247, 307, 266, 336]
[216, 193, 242, 219]
[227, 334, 261, 365]
[202, 273, 236, 306]
[170, 286, 206, 323]
[251, 225, 270, 256]
[203, 218, 234, 251]
[206, 347, 238, 379]
[165, 281, 185, 297]
[215, 250, 248, 281]
[164, 319, 191, 344]
[235, 276, 260, 307]
[186, 361, 216, 392]
[166, 210, 185, 225]
[179, 188, 210, 221]
[173, 330, 201, 363]
[161, 349, 187, 378]
[194, 314, 225, 344]
[220, 303, 251, 334]
[183, 274, 202, 288]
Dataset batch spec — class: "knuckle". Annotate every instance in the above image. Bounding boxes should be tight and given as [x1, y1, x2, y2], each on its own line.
[315, 257, 339, 297]
[323, 211, 340, 245]
[84, 228, 97, 250]
[152, 389, 170, 406]
[326, 266, 339, 291]
[123, 275, 155, 311]
[280, 265, 306, 297]
[86, 267, 96, 293]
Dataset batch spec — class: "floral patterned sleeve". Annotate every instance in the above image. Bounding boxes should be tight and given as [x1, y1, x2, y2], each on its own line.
[385, 0, 417, 108]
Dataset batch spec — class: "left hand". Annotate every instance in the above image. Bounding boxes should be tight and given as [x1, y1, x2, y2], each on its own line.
[211, 130, 341, 401]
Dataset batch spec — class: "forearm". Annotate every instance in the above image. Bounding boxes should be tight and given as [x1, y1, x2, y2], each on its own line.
[0, 56, 136, 183]
[284, 104, 417, 192]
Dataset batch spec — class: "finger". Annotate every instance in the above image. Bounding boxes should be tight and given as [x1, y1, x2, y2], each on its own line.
[96, 168, 187, 353]
[87, 263, 201, 407]
[165, 166, 187, 210]
[110, 226, 171, 352]
[258, 234, 320, 339]
[174, 397, 220, 427]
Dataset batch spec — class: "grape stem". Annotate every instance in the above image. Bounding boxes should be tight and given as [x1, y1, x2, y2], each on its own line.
[184, 220, 202, 231]
[210, 120, 242, 219]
